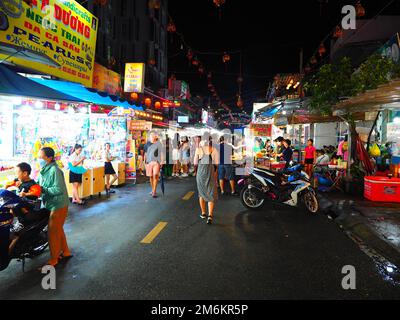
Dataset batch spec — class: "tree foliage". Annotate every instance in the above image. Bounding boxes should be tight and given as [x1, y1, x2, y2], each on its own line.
[304, 55, 400, 115]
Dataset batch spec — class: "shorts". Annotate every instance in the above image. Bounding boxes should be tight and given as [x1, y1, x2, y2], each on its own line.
[218, 165, 235, 181]
[69, 171, 82, 184]
[305, 158, 314, 165]
[105, 162, 116, 175]
[181, 157, 190, 165]
[146, 161, 161, 177]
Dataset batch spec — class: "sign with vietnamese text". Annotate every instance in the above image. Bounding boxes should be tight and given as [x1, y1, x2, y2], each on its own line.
[92, 62, 121, 95]
[0, 0, 98, 87]
[129, 120, 152, 131]
[124, 63, 145, 93]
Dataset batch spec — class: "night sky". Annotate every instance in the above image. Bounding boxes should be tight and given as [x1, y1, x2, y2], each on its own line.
[168, 0, 400, 114]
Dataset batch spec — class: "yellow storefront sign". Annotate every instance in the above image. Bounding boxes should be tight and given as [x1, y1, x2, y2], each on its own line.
[124, 63, 145, 93]
[0, 0, 98, 87]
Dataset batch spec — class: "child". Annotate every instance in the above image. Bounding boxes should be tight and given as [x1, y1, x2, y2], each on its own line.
[6, 162, 41, 223]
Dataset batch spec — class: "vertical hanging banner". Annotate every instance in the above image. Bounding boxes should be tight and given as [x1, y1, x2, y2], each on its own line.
[0, 0, 98, 87]
[124, 63, 145, 93]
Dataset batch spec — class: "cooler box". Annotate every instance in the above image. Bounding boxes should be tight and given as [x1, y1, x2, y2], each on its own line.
[364, 176, 400, 203]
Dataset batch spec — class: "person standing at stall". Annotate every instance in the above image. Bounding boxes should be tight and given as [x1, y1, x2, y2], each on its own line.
[104, 143, 118, 195]
[38, 147, 71, 268]
[304, 139, 317, 177]
[69, 144, 86, 205]
[282, 139, 294, 168]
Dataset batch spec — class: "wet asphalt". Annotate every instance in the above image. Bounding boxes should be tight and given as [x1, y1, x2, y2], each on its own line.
[0, 177, 399, 300]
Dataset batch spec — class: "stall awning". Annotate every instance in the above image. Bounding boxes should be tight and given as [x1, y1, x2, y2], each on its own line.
[30, 78, 143, 110]
[0, 64, 82, 102]
[261, 103, 283, 118]
[333, 79, 400, 115]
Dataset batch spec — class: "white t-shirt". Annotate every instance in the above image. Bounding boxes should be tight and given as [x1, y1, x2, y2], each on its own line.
[70, 152, 85, 165]
[104, 150, 113, 162]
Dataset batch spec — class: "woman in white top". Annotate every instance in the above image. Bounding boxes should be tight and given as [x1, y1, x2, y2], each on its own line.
[69, 144, 86, 205]
[180, 137, 190, 177]
[104, 143, 119, 195]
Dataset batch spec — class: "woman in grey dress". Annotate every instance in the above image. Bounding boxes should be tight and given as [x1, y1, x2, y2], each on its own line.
[194, 140, 219, 225]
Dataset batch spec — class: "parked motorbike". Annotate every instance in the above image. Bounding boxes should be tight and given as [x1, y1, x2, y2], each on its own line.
[0, 189, 50, 272]
[238, 164, 319, 213]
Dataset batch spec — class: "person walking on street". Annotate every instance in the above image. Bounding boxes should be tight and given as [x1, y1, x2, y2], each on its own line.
[104, 143, 118, 195]
[69, 144, 86, 205]
[194, 139, 219, 225]
[144, 133, 164, 198]
[180, 137, 190, 178]
[172, 134, 181, 177]
[218, 136, 237, 196]
[37, 147, 72, 268]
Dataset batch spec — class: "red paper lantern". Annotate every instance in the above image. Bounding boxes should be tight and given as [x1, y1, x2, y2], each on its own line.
[237, 97, 244, 108]
[192, 58, 199, 66]
[167, 21, 176, 33]
[318, 43, 326, 57]
[131, 93, 138, 101]
[333, 25, 343, 39]
[213, 0, 226, 7]
[223, 52, 231, 63]
[356, 1, 365, 17]
[148, 0, 161, 9]
[155, 101, 161, 109]
[145, 98, 152, 108]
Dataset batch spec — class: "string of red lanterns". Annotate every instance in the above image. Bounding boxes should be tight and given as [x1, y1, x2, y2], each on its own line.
[304, 0, 366, 74]
[167, 15, 238, 113]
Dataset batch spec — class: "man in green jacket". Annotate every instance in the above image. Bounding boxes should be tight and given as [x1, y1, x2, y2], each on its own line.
[38, 147, 72, 268]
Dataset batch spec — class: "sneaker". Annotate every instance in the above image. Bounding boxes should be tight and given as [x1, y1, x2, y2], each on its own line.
[231, 191, 239, 196]
[182, 173, 189, 178]
[200, 213, 207, 220]
[207, 217, 213, 225]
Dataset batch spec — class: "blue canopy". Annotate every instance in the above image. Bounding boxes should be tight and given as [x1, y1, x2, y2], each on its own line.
[30, 78, 143, 110]
[0, 64, 82, 102]
[261, 104, 283, 118]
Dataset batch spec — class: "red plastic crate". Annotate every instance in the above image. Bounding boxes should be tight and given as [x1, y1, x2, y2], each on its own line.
[364, 176, 400, 203]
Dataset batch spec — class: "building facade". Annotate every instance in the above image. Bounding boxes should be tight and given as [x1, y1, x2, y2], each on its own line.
[83, 0, 168, 91]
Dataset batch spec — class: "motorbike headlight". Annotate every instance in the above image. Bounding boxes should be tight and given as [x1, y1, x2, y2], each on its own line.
[0, 197, 5, 207]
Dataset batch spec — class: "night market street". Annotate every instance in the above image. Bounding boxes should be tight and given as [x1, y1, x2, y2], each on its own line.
[0, 178, 399, 300]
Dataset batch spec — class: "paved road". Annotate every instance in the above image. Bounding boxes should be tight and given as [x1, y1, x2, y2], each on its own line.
[1, 178, 399, 300]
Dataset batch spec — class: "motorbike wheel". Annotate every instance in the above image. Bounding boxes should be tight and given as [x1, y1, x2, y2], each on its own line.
[303, 191, 319, 214]
[240, 186, 265, 210]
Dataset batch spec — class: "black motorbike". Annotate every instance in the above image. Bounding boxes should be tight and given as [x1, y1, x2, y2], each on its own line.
[0, 189, 50, 272]
[238, 164, 319, 213]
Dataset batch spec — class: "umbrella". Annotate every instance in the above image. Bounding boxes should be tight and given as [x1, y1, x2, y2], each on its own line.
[160, 168, 165, 196]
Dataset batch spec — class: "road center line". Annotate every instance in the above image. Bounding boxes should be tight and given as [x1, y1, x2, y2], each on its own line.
[183, 191, 195, 201]
[141, 222, 168, 244]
